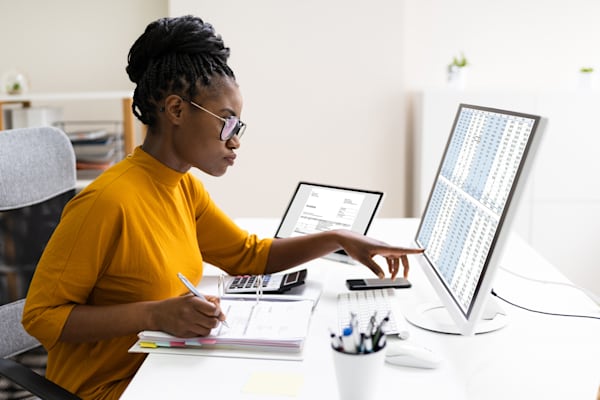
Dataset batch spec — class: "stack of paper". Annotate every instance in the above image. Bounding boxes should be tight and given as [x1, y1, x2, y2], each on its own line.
[54, 121, 124, 180]
[133, 299, 314, 356]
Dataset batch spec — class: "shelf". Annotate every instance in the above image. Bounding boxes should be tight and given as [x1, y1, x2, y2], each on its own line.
[0, 91, 137, 155]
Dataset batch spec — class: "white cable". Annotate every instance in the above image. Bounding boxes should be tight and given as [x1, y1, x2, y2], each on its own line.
[499, 266, 600, 307]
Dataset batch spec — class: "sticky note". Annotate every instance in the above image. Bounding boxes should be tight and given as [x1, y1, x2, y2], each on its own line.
[242, 371, 304, 396]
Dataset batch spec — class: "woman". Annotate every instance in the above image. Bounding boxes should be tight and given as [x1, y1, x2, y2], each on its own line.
[23, 15, 423, 400]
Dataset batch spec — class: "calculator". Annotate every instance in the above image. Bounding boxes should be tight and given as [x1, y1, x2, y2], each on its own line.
[224, 269, 307, 294]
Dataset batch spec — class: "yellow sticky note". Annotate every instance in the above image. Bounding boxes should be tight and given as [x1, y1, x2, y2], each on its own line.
[242, 371, 304, 397]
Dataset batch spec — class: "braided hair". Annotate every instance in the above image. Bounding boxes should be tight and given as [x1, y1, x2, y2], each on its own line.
[126, 15, 235, 127]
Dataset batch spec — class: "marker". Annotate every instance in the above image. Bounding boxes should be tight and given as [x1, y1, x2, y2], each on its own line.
[372, 315, 389, 348]
[177, 272, 230, 328]
[349, 313, 361, 350]
[367, 312, 377, 336]
[364, 334, 373, 353]
[358, 333, 366, 353]
[375, 333, 386, 351]
[341, 326, 356, 353]
[330, 330, 343, 351]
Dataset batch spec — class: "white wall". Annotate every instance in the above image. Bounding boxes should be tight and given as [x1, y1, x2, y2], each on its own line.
[401, 0, 600, 92]
[0, 0, 167, 124]
[170, 0, 600, 220]
[169, 0, 408, 218]
[7, 0, 599, 218]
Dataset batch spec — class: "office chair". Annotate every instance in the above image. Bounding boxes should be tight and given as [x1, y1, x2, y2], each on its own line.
[0, 126, 80, 399]
[0, 299, 81, 400]
[0, 126, 77, 303]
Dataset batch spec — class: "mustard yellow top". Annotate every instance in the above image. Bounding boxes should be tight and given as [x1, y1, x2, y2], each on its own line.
[22, 147, 272, 400]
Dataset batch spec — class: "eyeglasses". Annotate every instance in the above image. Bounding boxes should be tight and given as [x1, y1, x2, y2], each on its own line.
[182, 97, 246, 141]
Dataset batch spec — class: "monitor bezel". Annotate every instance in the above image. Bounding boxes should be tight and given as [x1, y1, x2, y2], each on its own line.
[413, 103, 545, 335]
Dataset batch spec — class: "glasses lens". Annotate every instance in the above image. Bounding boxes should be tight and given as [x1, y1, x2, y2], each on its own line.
[221, 117, 244, 141]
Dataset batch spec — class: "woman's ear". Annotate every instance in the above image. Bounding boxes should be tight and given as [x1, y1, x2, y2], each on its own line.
[163, 95, 184, 125]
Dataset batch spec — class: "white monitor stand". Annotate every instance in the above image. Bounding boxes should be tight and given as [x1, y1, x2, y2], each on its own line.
[405, 295, 509, 335]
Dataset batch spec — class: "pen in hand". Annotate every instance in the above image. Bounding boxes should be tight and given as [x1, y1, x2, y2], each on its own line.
[177, 272, 230, 328]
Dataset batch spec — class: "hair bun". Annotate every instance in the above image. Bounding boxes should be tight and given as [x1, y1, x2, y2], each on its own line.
[126, 15, 230, 84]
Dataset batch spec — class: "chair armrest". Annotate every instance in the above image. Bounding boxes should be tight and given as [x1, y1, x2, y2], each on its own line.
[0, 358, 81, 400]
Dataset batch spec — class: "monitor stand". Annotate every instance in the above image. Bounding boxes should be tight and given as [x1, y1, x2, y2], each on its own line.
[405, 296, 509, 335]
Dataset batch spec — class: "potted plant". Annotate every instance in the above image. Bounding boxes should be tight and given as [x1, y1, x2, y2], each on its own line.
[2, 69, 28, 95]
[578, 66, 595, 89]
[447, 53, 469, 90]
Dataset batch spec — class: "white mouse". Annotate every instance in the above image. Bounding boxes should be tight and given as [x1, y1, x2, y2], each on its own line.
[385, 341, 442, 369]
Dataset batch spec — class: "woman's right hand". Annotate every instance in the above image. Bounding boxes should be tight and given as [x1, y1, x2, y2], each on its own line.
[149, 294, 226, 338]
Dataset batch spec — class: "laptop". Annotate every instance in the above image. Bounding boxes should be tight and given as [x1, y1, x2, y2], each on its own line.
[274, 182, 384, 263]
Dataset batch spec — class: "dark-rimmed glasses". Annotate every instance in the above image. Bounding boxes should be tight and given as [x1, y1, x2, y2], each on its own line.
[182, 97, 246, 141]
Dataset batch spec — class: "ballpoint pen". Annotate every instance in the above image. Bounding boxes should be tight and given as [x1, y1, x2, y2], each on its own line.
[372, 312, 389, 350]
[177, 272, 230, 328]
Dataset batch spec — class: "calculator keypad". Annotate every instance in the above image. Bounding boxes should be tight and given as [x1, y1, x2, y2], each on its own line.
[225, 270, 306, 294]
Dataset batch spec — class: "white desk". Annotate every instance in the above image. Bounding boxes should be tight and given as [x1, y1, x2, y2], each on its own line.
[120, 218, 600, 400]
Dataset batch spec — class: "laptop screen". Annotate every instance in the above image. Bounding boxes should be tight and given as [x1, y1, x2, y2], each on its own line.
[274, 182, 384, 262]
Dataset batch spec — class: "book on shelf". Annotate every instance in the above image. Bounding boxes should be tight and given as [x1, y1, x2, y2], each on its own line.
[74, 147, 117, 164]
[67, 129, 108, 142]
[77, 169, 106, 180]
[54, 121, 124, 181]
[71, 133, 115, 148]
[75, 160, 114, 171]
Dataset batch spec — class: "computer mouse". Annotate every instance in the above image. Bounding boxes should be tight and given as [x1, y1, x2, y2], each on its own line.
[385, 341, 442, 369]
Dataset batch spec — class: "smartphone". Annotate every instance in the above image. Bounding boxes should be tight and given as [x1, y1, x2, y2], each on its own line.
[346, 278, 411, 290]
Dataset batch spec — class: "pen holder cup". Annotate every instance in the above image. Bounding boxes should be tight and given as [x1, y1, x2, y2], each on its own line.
[331, 342, 386, 400]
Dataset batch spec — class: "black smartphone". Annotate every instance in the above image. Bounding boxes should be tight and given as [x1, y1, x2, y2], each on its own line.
[346, 278, 411, 290]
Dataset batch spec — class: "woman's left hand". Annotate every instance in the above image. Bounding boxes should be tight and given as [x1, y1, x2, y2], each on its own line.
[336, 230, 424, 279]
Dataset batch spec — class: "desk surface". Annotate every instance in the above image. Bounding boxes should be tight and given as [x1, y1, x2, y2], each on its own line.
[120, 218, 600, 400]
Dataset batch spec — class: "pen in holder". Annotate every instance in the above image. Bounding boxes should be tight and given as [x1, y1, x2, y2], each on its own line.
[330, 312, 387, 400]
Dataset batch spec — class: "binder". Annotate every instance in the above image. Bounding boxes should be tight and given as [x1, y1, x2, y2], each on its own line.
[130, 298, 314, 361]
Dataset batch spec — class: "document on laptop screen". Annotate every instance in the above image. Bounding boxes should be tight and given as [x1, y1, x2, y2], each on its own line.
[275, 183, 384, 254]
[291, 186, 365, 235]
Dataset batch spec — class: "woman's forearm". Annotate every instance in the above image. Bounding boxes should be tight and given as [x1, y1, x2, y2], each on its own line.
[60, 301, 157, 342]
[265, 230, 343, 274]
[59, 294, 226, 342]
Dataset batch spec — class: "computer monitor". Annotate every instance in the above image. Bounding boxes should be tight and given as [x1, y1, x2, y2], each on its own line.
[408, 104, 545, 336]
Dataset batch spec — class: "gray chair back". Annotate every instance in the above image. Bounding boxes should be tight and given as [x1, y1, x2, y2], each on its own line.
[0, 126, 76, 211]
[0, 127, 80, 400]
[0, 299, 39, 358]
[0, 126, 77, 303]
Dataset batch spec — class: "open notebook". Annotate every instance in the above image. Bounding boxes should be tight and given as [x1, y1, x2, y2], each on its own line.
[130, 299, 313, 361]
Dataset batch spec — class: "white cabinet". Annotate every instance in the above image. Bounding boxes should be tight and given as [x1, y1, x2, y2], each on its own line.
[412, 89, 600, 294]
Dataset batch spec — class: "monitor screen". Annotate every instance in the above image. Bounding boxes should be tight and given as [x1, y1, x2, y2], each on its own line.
[412, 104, 544, 335]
